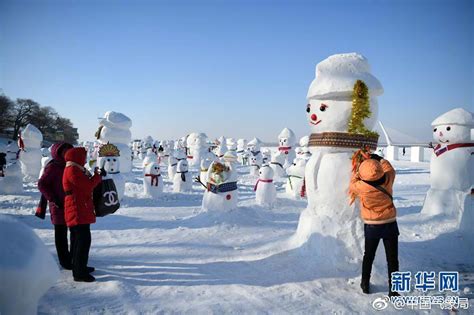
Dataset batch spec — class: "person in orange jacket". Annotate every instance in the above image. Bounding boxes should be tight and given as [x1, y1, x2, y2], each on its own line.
[349, 153, 400, 297]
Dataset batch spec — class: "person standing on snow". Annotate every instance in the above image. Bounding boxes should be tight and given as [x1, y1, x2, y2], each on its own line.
[63, 147, 102, 282]
[349, 153, 400, 297]
[37, 142, 74, 269]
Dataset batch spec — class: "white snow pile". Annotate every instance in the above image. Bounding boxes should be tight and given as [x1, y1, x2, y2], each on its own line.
[0, 214, 59, 315]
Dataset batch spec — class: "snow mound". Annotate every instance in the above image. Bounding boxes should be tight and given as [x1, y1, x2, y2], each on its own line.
[0, 214, 59, 315]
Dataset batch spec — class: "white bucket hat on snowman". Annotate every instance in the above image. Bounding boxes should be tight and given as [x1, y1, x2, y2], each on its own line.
[307, 52, 383, 100]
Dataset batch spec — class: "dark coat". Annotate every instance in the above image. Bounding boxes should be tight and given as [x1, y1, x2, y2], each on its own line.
[63, 147, 101, 227]
[37, 142, 73, 225]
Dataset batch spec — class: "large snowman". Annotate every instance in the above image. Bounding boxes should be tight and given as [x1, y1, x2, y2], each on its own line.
[421, 108, 473, 221]
[95, 111, 133, 173]
[201, 160, 238, 212]
[18, 124, 43, 181]
[278, 127, 297, 168]
[291, 53, 383, 270]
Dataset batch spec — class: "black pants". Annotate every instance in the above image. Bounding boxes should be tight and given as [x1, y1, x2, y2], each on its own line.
[362, 221, 399, 285]
[70, 224, 91, 278]
[54, 224, 72, 268]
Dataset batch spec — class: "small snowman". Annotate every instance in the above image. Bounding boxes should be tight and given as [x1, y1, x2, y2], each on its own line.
[38, 147, 52, 179]
[173, 160, 192, 192]
[142, 148, 157, 168]
[97, 143, 125, 201]
[143, 162, 163, 198]
[278, 127, 297, 168]
[421, 108, 474, 217]
[247, 137, 263, 161]
[5, 141, 19, 163]
[236, 138, 248, 165]
[249, 155, 262, 176]
[286, 158, 306, 198]
[18, 124, 43, 181]
[299, 135, 312, 160]
[168, 155, 178, 179]
[261, 148, 272, 164]
[226, 138, 237, 152]
[214, 144, 227, 159]
[0, 160, 23, 194]
[270, 151, 286, 179]
[201, 160, 238, 212]
[254, 165, 277, 207]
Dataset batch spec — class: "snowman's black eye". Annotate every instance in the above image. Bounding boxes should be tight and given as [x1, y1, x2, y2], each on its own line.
[113, 158, 116, 162]
[446, 126, 451, 131]
[320, 104, 328, 112]
[433, 128, 437, 132]
[306, 104, 311, 113]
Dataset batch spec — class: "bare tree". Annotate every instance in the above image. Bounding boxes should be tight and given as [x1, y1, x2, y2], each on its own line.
[12, 99, 40, 140]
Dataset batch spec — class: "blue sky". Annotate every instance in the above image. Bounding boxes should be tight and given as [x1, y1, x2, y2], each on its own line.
[1, 0, 472, 143]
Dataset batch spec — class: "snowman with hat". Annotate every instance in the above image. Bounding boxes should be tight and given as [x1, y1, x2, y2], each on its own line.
[421, 108, 474, 221]
[97, 143, 125, 201]
[291, 53, 383, 271]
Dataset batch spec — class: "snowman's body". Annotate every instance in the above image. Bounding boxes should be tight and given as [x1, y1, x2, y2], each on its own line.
[255, 166, 277, 207]
[202, 161, 238, 212]
[97, 111, 133, 173]
[286, 159, 306, 198]
[19, 124, 43, 181]
[173, 160, 192, 192]
[278, 128, 297, 168]
[270, 152, 286, 179]
[421, 108, 474, 218]
[291, 53, 383, 270]
[98, 155, 125, 201]
[143, 162, 163, 198]
[0, 161, 23, 194]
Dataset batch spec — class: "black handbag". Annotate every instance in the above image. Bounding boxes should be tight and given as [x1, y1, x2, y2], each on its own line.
[93, 178, 120, 217]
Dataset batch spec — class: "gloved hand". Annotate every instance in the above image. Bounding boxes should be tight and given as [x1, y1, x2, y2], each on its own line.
[100, 168, 107, 177]
[370, 153, 383, 161]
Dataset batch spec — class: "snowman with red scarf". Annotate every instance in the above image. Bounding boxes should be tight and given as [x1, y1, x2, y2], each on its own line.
[143, 162, 163, 198]
[255, 165, 277, 207]
[421, 108, 474, 217]
[278, 128, 297, 168]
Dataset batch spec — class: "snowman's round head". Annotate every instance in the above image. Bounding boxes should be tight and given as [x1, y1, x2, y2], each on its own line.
[295, 147, 303, 155]
[432, 124, 471, 144]
[259, 165, 274, 180]
[306, 53, 382, 134]
[247, 138, 261, 151]
[250, 156, 258, 165]
[100, 156, 120, 173]
[146, 162, 160, 175]
[177, 160, 188, 172]
[278, 128, 296, 147]
[431, 108, 474, 144]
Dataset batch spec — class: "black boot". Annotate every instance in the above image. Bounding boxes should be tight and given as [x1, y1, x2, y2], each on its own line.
[74, 274, 96, 282]
[360, 278, 370, 294]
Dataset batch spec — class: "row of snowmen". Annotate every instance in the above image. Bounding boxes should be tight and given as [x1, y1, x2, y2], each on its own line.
[138, 130, 313, 208]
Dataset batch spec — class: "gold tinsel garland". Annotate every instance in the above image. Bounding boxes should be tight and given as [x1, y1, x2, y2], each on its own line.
[347, 80, 378, 138]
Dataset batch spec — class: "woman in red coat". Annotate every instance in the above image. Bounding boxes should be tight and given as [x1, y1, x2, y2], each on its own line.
[63, 147, 102, 282]
[37, 142, 73, 269]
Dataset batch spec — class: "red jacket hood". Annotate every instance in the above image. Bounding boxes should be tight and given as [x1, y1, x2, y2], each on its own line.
[65, 147, 87, 166]
[51, 142, 74, 162]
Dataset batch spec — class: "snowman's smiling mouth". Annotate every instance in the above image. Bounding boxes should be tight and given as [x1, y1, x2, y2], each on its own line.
[310, 120, 322, 126]
[439, 139, 449, 143]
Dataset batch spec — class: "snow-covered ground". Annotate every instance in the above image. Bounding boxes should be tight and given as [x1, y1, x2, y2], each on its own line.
[0, 159, 472, 314]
